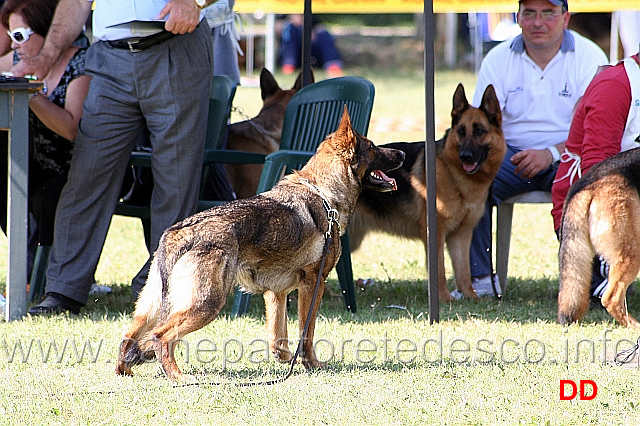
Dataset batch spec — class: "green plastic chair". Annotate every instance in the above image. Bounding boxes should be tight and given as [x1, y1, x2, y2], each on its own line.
[113, 75, 250, 230]
[231, 76, 376, 316]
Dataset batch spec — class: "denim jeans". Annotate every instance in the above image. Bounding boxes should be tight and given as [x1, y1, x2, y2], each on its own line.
[469, 144, 557, 278]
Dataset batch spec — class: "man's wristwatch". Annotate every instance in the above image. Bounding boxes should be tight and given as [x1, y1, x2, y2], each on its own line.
[547, 145, 561, 168]
[194, 0, 207, 9]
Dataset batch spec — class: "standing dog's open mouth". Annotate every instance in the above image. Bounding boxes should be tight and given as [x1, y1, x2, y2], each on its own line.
[366, 169, 398, 191]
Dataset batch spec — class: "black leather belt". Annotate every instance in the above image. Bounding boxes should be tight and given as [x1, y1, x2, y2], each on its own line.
[107, 30, 177, 52]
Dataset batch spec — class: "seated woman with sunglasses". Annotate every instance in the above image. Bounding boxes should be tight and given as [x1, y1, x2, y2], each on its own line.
[0, 0, 90, 277]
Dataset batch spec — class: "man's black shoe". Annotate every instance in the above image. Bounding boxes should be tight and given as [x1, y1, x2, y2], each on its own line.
[28, 293, 83, 315]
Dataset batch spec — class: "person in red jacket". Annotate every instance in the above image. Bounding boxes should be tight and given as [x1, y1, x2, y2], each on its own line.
[551, 53, 640, 303]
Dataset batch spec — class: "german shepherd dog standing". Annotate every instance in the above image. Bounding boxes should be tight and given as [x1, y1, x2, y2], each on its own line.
[224, 68, 312, 199]
[558, 147, 640, 328]
[115, 108, 405, 380]
[349, 84, 505, 302]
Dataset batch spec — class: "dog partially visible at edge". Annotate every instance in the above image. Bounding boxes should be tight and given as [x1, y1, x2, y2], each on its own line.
[224, 68, 313, 199]
[114, 108, 405, 380]
[349, 83, 506, 302]
[558, 147, 640, 328]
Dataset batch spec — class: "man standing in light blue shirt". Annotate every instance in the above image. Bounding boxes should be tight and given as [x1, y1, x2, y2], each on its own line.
[14, 0, 216, 314]
[460, 0, 608, 299]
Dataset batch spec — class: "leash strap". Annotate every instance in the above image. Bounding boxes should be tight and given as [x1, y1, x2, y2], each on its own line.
[614, 336, 640, 366]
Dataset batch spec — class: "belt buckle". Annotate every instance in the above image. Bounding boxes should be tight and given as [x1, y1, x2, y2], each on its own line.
[127, 40, 142, 53]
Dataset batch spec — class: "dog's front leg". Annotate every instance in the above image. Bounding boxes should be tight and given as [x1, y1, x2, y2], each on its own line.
[446, 228, 479, 300]
[264, 290, 293, 363]
[435, 231, 454, 302]
[297, 278, 326, 369]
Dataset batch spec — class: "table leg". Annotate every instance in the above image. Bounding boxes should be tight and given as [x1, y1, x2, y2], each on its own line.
[6, 91, 29, 321]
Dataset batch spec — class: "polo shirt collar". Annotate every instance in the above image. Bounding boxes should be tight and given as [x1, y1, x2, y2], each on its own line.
[510, 30, 575, 53]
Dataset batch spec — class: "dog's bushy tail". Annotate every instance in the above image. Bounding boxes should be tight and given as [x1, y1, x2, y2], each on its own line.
[122, 257, 165, 364]
[558, 190, 595, 325]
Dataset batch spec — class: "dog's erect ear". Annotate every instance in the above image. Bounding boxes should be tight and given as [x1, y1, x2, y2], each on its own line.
[335, 105, 356, 156]
[336, 105, 353, 136]
[260, 68, 281, 101]
[451, 83, 469, 126]
[293, 70, 313, 91]
[480, 84, 502, 128]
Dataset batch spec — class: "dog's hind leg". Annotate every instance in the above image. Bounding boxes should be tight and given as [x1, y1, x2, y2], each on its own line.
[151, 251, 234, 380]
[558, 192, 595, 325]
[594, 194, 640, 328]
[115, 315, 159, 376]
[115, 258, 164, 376]
[264, 290, 292, 363]
[151, 311, 223, 381]
[601, 261, 640, 328]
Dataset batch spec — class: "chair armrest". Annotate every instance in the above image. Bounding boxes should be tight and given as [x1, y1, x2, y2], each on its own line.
[202, 149, 267, 165]
[256, 150, 314, 194]
[127, 150, 266, 169]
[264, 150, 314, 164]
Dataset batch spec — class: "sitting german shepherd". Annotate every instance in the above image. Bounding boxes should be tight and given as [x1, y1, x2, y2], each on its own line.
[349, 84, 506, 301]
[115, 108, 405, 380]
[225, 68, 312, 199]
[558, 147, 640, 328]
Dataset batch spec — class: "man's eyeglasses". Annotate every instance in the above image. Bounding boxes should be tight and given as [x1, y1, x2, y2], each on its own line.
[520, 10, 561, 22]
[7, 27, 33, 44]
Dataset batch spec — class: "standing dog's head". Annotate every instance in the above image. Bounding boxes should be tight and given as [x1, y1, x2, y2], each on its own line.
[447, 83, 505, 176]
[320, 107, 405, 192]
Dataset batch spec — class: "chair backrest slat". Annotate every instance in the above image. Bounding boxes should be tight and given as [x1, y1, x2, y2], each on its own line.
[204, 75, 236, 151]
[279, 77, 375, 154]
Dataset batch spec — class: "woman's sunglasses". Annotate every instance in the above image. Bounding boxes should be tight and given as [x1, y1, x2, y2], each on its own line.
[7, 27, 33, 44]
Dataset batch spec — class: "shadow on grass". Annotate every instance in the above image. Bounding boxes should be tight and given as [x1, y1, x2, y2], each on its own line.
[168, 358, 516, 387]
[79, 275, 640, 327]
[174, 359, 439, 386]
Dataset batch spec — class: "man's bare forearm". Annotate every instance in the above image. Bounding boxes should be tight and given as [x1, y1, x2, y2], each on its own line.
[13, 0, 92, 77]
[40, 0, 92, 63]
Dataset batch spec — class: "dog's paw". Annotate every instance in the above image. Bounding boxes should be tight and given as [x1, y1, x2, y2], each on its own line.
[272, 348, 293, 364]
[450, 288, 480, 301]
[439, 291, 454, 303]
[114, 362, 133, 376]
[176, 373, 199, 383]
[301, 357, 326, 370]
[463, 289, 480, 300]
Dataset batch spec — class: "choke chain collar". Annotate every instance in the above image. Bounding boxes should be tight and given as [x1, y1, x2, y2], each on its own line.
[299, 178, 340, 238]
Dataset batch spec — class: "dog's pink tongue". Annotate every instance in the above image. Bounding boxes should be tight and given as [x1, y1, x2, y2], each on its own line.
[374, 170, 397, 190]
[462, 162, 478, 173]
[378, 170, 398, 191]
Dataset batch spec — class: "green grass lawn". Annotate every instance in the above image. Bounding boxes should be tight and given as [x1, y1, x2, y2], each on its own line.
[1, 69, 640, 425]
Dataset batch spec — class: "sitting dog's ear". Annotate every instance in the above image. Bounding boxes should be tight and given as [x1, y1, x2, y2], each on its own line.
[451, 83, 469, 126]
[480, 84, 502, 128]
[260, 68, 281, 101]
[293, 70, 314, 90]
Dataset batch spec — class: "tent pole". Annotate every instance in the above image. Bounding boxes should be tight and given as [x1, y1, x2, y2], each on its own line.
[424, 0, 439, 323]
[302, 0, 313, 87]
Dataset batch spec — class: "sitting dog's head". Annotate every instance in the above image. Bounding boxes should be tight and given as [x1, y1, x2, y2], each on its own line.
[258, 68, 313, 118]
[449, 83, 504, 175]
